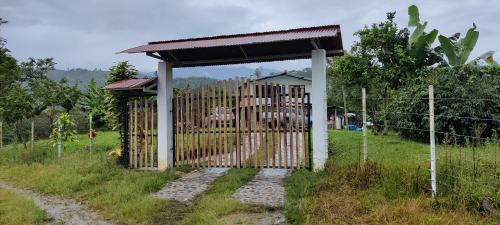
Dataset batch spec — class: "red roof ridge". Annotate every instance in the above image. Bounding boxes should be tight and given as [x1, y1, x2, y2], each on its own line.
[148, 24, 340, 45]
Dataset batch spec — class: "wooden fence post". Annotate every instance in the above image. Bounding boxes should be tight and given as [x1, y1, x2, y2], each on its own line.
[31, 120, 34, 151]
[89, 114, 93, 154]
[57, 120, 62, 158]
[362, 88, 368, 162]
[428, 85, 437, 197]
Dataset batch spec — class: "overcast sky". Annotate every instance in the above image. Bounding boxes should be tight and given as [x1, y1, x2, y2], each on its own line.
[1, 0, 499, 72]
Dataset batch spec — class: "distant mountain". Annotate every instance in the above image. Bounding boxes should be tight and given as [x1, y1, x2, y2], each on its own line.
[46, 66, 286, 90]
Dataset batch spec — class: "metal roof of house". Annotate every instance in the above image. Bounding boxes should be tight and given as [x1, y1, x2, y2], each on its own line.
[255, 72, 312, 82]
[104, 77, 158, 96]
[119, 25, 343, 68]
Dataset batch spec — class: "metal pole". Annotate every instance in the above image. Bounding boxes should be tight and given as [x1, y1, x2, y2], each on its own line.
[362, 88, 367, 162]
[428, 85, 437, 197]
[342, 87, 348, 130]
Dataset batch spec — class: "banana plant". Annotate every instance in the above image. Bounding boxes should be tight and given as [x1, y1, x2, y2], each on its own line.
[470, 51, 499, 67]
[438, 25, 479, 66]
[407, 5, 439, 66]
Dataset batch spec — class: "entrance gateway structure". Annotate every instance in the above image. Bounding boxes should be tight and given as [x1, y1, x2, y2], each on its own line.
[119, 25, 343, 171]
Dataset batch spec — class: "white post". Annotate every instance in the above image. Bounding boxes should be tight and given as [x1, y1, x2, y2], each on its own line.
[428, 85, 437, 197]
[89, 114, 93, 154]
[57, 120, 62, 158]
[311, 49, 328, 171]
[0, 121, 3, 148]
[342, 87, 348, 130]
[362, 88, 367, 162]
[157, 61, 174, 170]
[31, 120, 34, 150]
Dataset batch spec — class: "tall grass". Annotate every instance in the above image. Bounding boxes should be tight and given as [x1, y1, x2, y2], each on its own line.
[284, 130, 499, 225]
[0, 131, 179, 225]
[0, 188, 49, 225]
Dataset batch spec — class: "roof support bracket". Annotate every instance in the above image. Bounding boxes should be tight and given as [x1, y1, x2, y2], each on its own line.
[310, 38, 319, 49]
[146, 52, 163, 60]
[239, 46, 249, 59]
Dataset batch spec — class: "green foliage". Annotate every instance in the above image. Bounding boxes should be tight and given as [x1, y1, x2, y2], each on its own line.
[50, 112, 77, 149]
[389, 65, 500, 142]
[407, 5, 441, 67]
[438, 26, 479, 66]
[82, 78, 115, 128]
[107, 61, 138, 85]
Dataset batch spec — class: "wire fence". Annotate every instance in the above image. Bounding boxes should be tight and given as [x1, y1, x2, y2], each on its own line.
[332, 85, 499, 202]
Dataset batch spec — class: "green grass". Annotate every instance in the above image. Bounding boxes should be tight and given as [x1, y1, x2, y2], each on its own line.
[181, 168, 259, 225]
[0, 188, 49, 225]
[284, 130, 499, 225]
[0, 131, 179, 225]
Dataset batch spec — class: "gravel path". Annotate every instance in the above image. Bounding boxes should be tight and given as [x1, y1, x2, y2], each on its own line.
[154, 168, 229, 203]
[0, 181, 115, 225]
[232, 169, 291, 208]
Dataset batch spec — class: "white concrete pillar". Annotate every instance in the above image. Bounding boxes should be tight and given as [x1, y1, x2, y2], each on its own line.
[311, 49, 328, 171]
[157, 61, 174, 170]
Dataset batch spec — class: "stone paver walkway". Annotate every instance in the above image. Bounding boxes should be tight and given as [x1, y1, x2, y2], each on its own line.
[154, 168, 228, 203]
[0, 181, 115, 225]
[233, 169, 291, 208]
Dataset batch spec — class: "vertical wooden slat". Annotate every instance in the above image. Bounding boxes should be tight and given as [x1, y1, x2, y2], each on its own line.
[212, 85, 217, 167]
[301, 87, 306, 168]
[228, 79, 234, 167]
[282, 86, 288, 168]
[145, 100, 149, 168]
[151, 101, 155, 168]
[271, 83, 276, 168]
[245, 79, 252, 167]
[196, 90, 201, 167]
[295, 87, 300, 169]
[134, 99, 138, 169]
[128, 103, 133, 168]
[276, 84, 283, 168]
[264, 82, 269, 168]
[138, 98, 143, 168]
[223, 80, 228, 167]
[191, 92, 195, 167]
[217, 82, 222, 167]
[240, 78, 246, 168]
[185, 92, 190, 165]
[201, 87, 206, 167]
[235, 78, 241, 168]
[207, 85, 212, 167]
[258, 82, 264, 168]
[181, 94, 185, 165]
[253, 80, 258, 168]
[175, 97, 179, 166]
[288, 86, 294, 169]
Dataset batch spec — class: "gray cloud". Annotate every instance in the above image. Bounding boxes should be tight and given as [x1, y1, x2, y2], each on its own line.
[1, 0, 499, 71]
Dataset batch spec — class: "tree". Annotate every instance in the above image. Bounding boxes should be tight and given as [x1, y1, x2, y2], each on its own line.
[407, 5, 442, 67]
[50, 112, 77, 158]
[82, 78, 113, 152]
[107, 61, 138, 164]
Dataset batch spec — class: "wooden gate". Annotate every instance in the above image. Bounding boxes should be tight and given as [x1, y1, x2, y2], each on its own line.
[173, 79, 311, 169]
[128, 98, 158, 169]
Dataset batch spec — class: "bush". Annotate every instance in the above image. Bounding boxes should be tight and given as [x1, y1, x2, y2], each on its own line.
[388, 65, 500, 143]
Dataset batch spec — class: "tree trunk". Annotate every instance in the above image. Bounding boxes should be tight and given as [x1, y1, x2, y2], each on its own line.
[31, 120, 35, 150]
[89, 114, 92, 154]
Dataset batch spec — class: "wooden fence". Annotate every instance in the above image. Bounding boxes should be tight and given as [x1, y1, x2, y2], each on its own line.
[174, 79, 311, 169]
[128, 98, 157, 169]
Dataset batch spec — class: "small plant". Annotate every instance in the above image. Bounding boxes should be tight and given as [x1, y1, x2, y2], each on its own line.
[50, 112, 77, 158]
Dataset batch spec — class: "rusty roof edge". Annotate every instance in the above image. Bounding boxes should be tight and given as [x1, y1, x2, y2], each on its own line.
[148, 24, 340, 44]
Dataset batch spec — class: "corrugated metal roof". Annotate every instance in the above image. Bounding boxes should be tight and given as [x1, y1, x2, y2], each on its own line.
[255, 72, 312, 82]
[104, 77, 157, 91]
[120, 25, 341, 53]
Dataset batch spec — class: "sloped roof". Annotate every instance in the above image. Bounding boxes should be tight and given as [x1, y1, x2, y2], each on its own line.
[104, 77, 157, 91]
[119, 25, 343, 68]
[255, 72, 312, 82]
